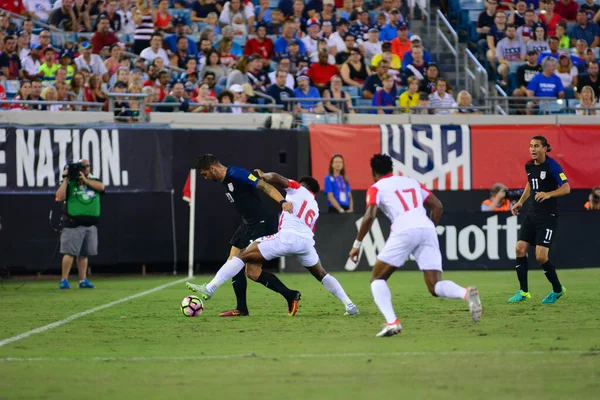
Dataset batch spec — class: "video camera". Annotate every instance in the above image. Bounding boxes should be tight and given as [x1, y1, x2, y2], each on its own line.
[66, 162, 84, 181]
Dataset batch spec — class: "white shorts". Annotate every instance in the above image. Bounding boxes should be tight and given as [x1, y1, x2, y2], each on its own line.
[257, 231, 319, 267]
[377, 227, 443, 271]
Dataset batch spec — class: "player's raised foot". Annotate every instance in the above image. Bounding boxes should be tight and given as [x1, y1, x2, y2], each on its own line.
[508, 290, 531, 303]
[186, 282, 212, 300]
[219, 309, 249, 317]
[542, 286, 566, 304]
[375, 319, 402, 337]
[344, 303, 360, 316]
[287, 291, 301, 316]
[465, 286, 482, 322]
[58, 279, 70, 290]
[78, 279, 95, 289]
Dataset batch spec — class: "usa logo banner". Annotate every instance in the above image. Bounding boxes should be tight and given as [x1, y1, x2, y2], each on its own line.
[381, 124, 471, 190]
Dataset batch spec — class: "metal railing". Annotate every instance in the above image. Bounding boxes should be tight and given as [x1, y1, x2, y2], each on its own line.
[435, 9, 459, 89]
[493, 84, 508, 115]
[483, 96, 575, 115]
[1, 7, 62, 32]
[464, 49, 488, 104]
[408, 0, 431, 44]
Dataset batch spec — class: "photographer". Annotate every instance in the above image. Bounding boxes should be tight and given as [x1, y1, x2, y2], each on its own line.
[55, 159, 105, 289]
[481, 183, 512, 212]
[584, 186, 600, 210]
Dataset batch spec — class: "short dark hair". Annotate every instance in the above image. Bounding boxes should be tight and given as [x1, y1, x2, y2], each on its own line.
[548, 35, 559, 42]
[114, 81, 128, 89]
[506, 23, 516, 30]
[532, 135, 552, 152]
[197, 154, 220, 170]
[299, 176, 320, 194]
[370, 154, 393, 176]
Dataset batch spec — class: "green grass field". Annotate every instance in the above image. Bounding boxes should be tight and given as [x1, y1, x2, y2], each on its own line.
[1, 269, 599, 400]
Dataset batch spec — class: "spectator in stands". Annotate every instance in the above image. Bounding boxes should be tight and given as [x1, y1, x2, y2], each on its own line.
[91, 15, 120, 54]
[577, 60, 600, 98]
[28, 79, 43, 109]
[576, 85, 599, 114]
[340, 47, 370, 87]
[153, 0, 173, 33]
[476, 0, 498, 62]
[171, 36, 192, 69]
[481, 183, 511, 211]
[132, 0, 155, 54]
[379, 8, 403, 41]
[370, 41, 401, 70]
[554, 0, 579, 22]
[323, 74, 353, 113]
[453, 90, 481, 114]
[10, 80, 31, 110]
[199, 49, 224, 83]
[414, 91, 433, 114]
[537, 36, 560, 64]
[527, 23, 549, 54]
[274, 20, 307, 57]
[155, 70, 170, 100]
[219, 0, 255, 34]
[584, 186, 600, 210]
[335, 34, 358, 65]
[140, 33, 169, 65]
[17, 31, 30, 62]
[69, 72, 86, 108]
[246, 53, 270, 93]
[293, 74, 324, 112]
[101, 0, 121, 32]
[581, 0, 600, 22]
[429, 79, 456, 114]
[349, 7, 371, 43]
[573, 40, 589, 67]
[569, 8, 600, 47]
[41, 85, 63, 111]
[268, 57, 294, 89]
[55, 82, 72, 110]
[266, 69, 295, 110]
[190, 82, 217, 112]
[401, 46, 428, 83]
[117, 0, 135, 38]
[419, 63, 440, 93]
[486, 11, 508, 77]
[75, 0, 93, 32]
[216, 89, 234, 112]
[22, 43, 42, 81]
[578, 47, 597, 74]
[197, 38, 212, 70]
[75, 41, 109, 82]
[192, 0, 220, 23]
[160, 81, 190, 112]
[37, 29, 51, 52]
[49, 0, 77, 31]
[226, 55, 250, 88]
[555, 51, 578, 97]
[399, 76, 420, 112]
[361, 27, 382, 65]
[38, 47, 60, 86]
[321, 0, 337, 25]
[526, 56, 565, 98]
[323, 154, 354, 213]
[328, 18, 349, 56]
[539, 0, 561, 36]
[508, 1, 527, 27]
[303, 18, 321, 55]
[390, 21, 410, 59]
[254, 0, 272, 24]
[309, 39, 334, 64]
[0, 35, 22, 80]
[20, 19, 38, 46]
[495, 24, 526, 86]
[59, 52, 75, 83]
[401, 35, 432, 68]
[514, 49, 542, 98]
[110, 66, 129, 88]
[54, 67, 68, 89]
[165, 18, 198, 57]
[363, 59, 391, 99]
[553, 21, 570, 49]
[104, 43, 123, 77]
[308, 49, 339, 90]
[244, 22, 274, 61]
[231, 83, 255, 113]
[516, 9, 537, 42]
[24, 1, 51, 21]
[371, 73, 397, 114]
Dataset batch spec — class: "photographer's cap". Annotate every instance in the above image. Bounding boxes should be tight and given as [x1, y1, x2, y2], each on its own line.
[491, 183, 508, 193]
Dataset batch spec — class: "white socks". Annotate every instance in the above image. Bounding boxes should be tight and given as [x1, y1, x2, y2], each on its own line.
[322, 274, 353, 306]
[434, 280, 468, 300]
[371, 279, 398, 324]
[206, 257, 245, 293]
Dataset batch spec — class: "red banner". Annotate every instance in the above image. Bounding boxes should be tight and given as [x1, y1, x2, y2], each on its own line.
[310, 124, 600, 190]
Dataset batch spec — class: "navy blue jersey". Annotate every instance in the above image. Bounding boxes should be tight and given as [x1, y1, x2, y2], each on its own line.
[525, 156, 568, 217]
[222, 166, 270, 225]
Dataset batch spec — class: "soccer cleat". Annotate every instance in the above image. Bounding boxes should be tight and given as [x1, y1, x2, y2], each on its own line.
[376, 320, 402, 337]
[465, 286, 483, 322]
[78, 279, 94, 289]
[344, 303, 360, 316]
[59, 279, 70, 290]
[542, 286, 566, 304]
[508, 290, 531, 303]
[186, 282, 212, 300]
[219, 309, 249, 317]
[287, 291, 301, 316]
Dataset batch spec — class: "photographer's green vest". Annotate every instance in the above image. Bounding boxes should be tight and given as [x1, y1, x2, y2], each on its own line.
[65, 177, 101, 227]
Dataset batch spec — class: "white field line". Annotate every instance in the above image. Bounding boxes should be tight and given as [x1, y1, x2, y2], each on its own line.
[0, 278, 188, 349]
[1, 350, 598, 362]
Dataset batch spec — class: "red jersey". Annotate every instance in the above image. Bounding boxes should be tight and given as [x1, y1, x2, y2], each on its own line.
[0, 0, 24, 15]
[244, 38, 274, 60]
[554, 0, 579, 21]
[307, 63, 339, 85]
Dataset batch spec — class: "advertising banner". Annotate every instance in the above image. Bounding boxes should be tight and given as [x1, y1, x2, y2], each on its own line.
[310, 124, 600, 191]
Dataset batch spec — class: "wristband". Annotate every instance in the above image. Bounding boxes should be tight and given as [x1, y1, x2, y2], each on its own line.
[279, 199, 287, 205]
[352, 240, 362, 249]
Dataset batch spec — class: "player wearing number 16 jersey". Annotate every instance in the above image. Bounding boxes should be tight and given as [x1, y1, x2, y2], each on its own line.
[509, 136, 569, 304]
[187, 172, 359, 316]
[349, 154, 482, 337]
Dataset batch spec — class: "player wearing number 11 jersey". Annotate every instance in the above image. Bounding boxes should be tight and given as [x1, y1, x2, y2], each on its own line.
[349, 154, 482, 337]
[187, 172, 359, 316]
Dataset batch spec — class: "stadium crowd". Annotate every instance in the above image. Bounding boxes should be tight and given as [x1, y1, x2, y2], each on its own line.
[0, 0, 597, 115]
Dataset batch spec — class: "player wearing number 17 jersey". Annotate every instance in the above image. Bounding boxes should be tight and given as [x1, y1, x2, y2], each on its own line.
[349, 154, 482, 337]
[187, 172, 359, 316]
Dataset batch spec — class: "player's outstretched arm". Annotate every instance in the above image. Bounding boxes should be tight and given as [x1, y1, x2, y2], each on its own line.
[349, 204, 378, 263]
[254, 169, 289, 188]
[424, 193, 444, 226]
[256, 179, 293, 213]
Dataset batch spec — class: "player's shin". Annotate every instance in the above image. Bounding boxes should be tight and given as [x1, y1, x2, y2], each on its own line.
[206, 256, 246, 293]
[370, 279, 398, 324]
[434, 280, 468, 299]
[322, 274, 352, 306]
[256, 270, 296, 299]
[541, 260, 563, 293]
[516, 256, 529, 292]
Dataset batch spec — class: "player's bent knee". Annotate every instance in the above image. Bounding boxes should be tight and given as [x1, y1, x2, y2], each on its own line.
[535, 254, 548, 264]
[245, 264, 262, 281]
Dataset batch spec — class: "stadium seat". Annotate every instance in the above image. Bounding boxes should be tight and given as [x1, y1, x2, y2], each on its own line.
[269, 0, 279, 8]
[539, 99, 566, 115]
[459, 1, 484, 33]
[342, 86, 360, 98]
[356, 98, 372, 114]
[5, 80, 20, 100]
[468, 10, 482, 43]
[196, 22, 207, 32]
[169, 8, 192, 26]
[233, 35, 248, 47]
[567, 99, 580, 114]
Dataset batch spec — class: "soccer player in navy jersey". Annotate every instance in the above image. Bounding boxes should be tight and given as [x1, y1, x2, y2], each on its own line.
[509, 136, 570, 304]
[189, 154, 301, 316]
